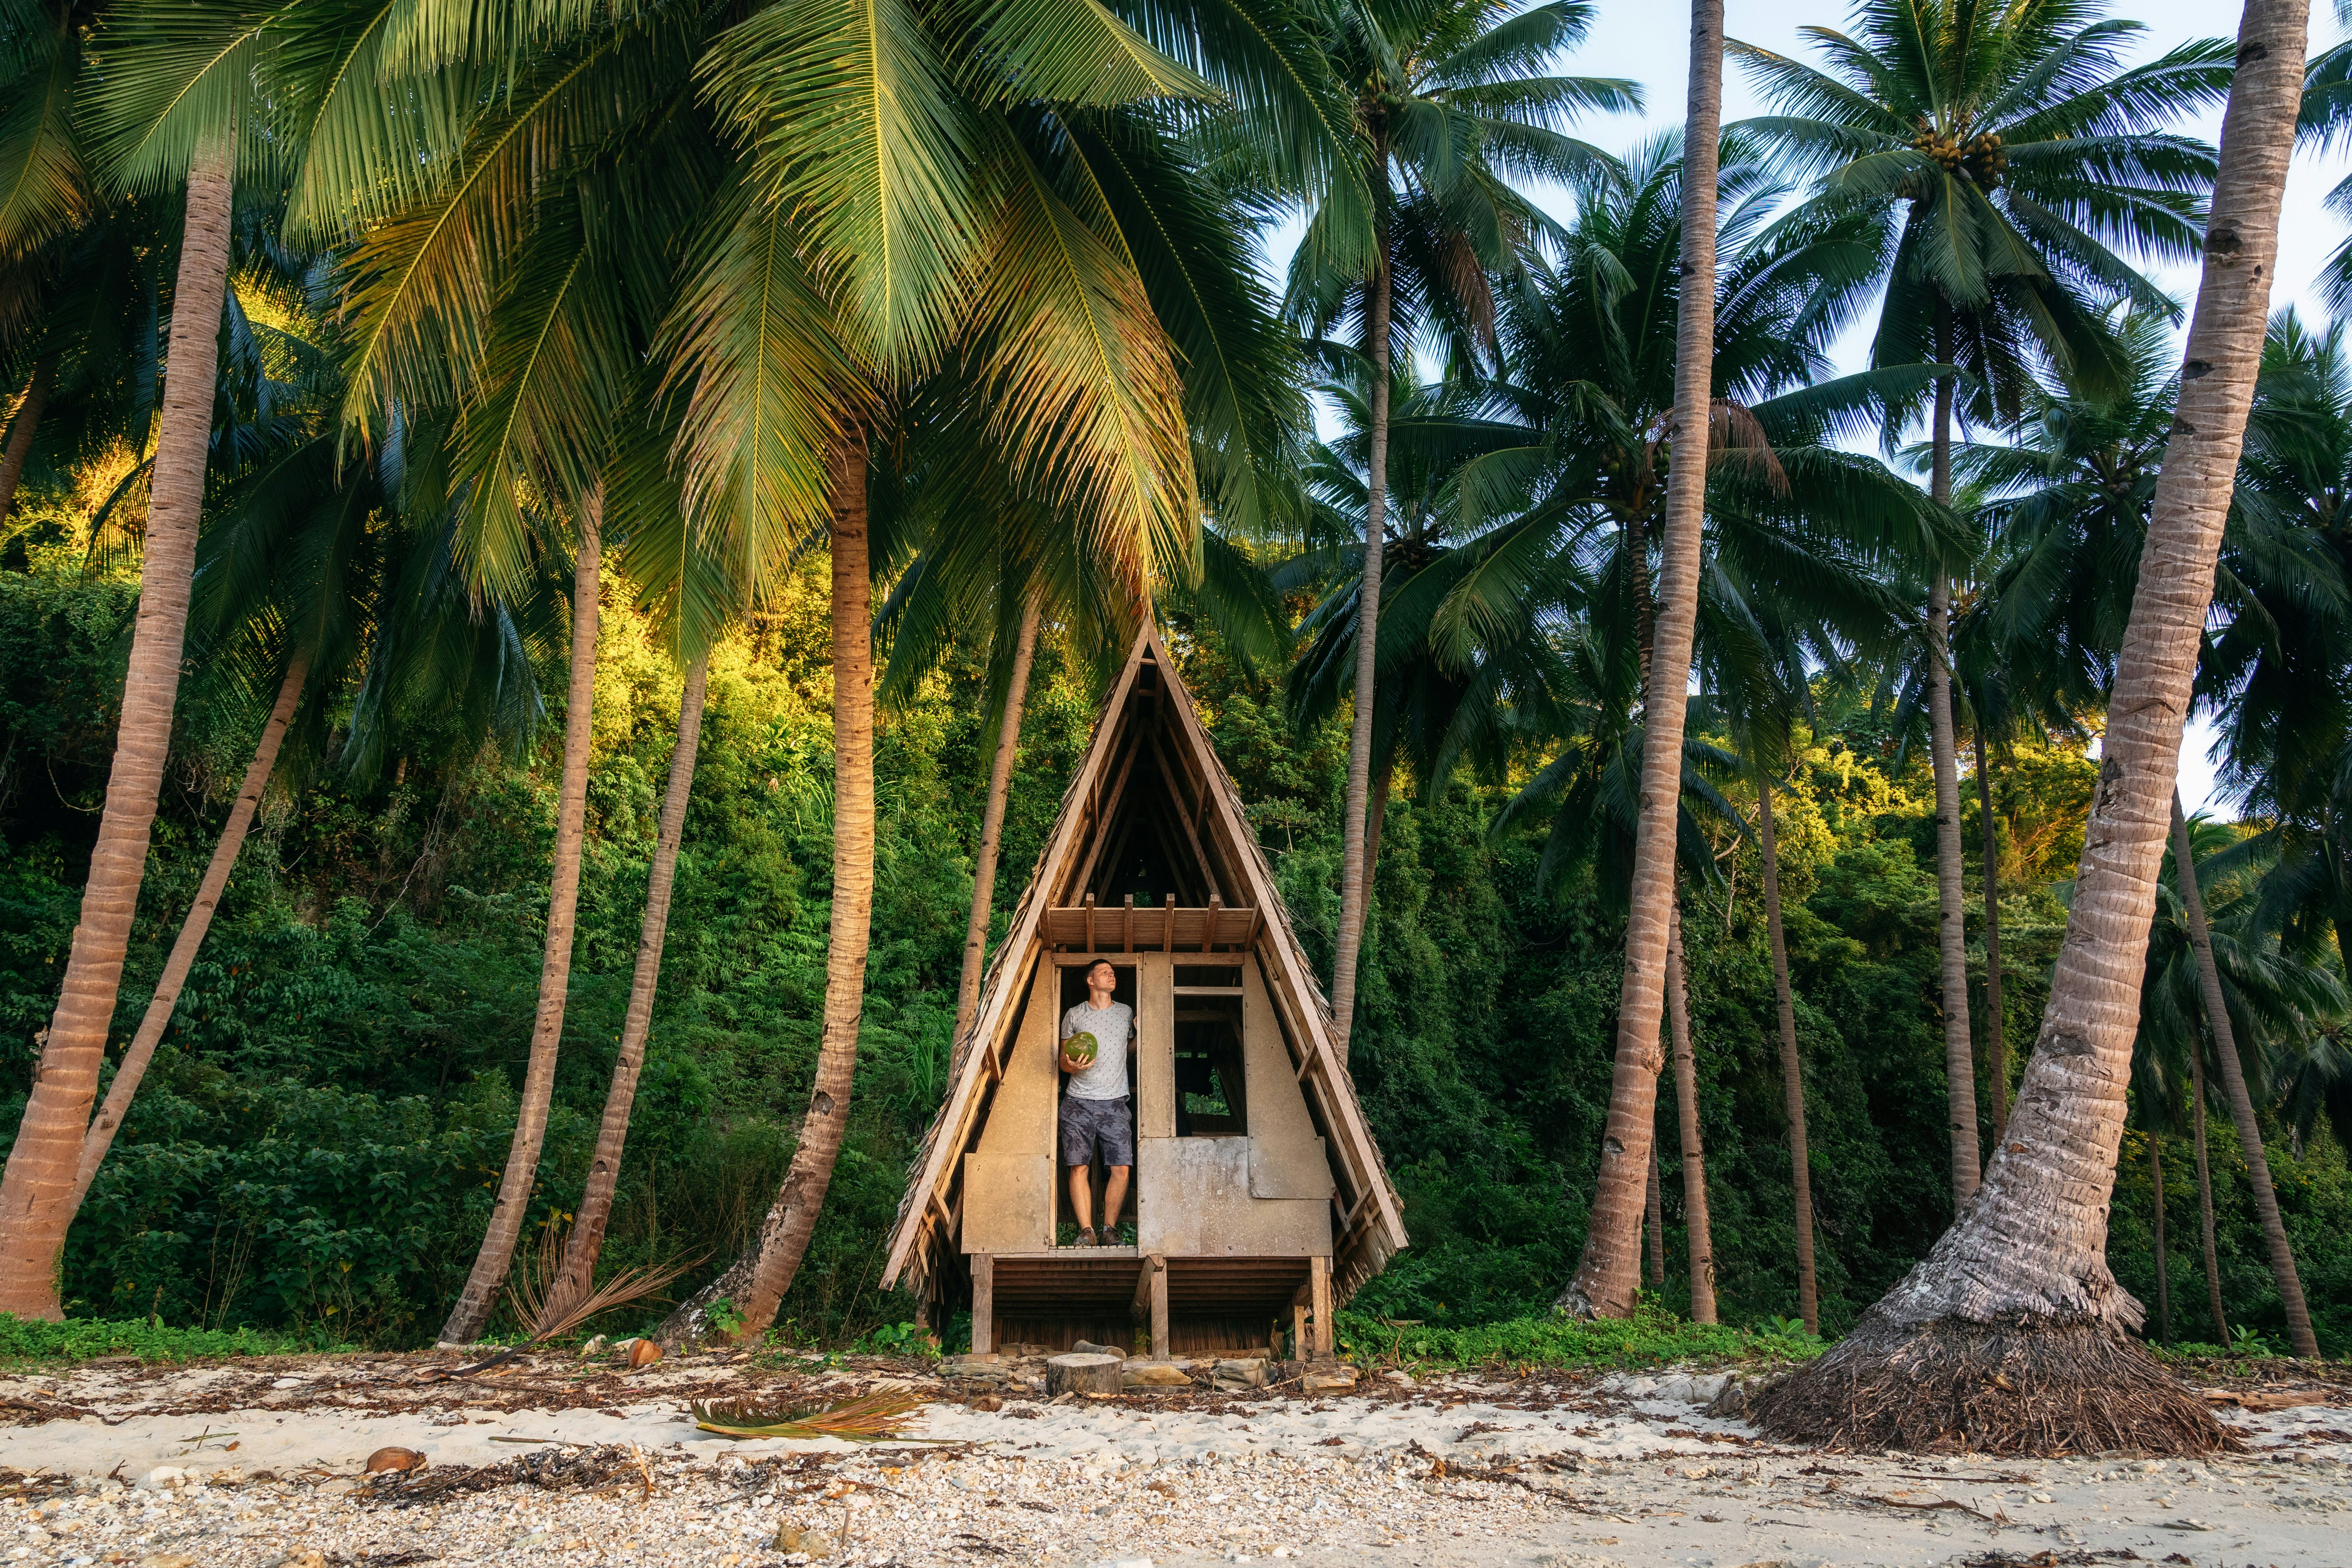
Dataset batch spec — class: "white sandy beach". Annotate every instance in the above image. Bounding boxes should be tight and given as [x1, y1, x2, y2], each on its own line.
[1, 1350, 2344, 1568]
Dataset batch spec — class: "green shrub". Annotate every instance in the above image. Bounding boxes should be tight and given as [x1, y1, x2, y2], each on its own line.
[1330, 1304, 1828, 1371]
[0, 1313, 342, 1364]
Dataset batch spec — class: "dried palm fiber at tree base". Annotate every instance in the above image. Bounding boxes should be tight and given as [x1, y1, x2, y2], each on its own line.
[1748, 1313, 2235, 1457]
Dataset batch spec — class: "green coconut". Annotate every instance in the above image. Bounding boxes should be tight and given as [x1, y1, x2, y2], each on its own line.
[1063, 1030, 1100, 1067]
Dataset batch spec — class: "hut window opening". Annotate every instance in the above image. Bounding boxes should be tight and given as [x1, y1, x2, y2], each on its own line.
[1174, 999, 1247, 1137]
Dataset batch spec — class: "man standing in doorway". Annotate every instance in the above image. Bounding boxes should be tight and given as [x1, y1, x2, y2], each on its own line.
[1059, 959, 1135, 1246]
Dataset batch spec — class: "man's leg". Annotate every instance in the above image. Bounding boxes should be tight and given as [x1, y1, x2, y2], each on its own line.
[1102, 1165, 1130, 1233]
[1067, 1160, 1095, 1233]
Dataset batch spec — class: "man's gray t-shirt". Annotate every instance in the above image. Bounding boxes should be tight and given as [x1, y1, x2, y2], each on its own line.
[1061, 1001, 1134, 1100]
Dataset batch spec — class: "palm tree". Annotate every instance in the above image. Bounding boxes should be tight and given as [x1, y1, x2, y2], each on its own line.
[0, 4, 245, 1315]
[2135, 804, 2343, 1349]
[1751, 0, 2308, 1454]
[1734, 0, 2230, 1208]
[164, 0, 1256, 1344]
[439, 500, 604, 1345]
[71, 306, 393, 1209]
[2167, 793, 2322, 1356]
[1754, 758, 1818, 1333]
[1959, 309, 2337, 1358]
[537, 645, 708, 1331]
[1389, 123, 1941, 1318]
[1283, 0, 1637, 1060]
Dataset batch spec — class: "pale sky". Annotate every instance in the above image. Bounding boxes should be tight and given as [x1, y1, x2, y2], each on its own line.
[1267, 0, 2352, 819]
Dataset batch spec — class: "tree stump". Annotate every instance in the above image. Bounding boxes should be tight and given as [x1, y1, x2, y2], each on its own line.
[1044, 1353, 1123, 1397]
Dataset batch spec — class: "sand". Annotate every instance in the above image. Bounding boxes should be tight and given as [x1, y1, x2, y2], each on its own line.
[1, 1349, 2344, 1568]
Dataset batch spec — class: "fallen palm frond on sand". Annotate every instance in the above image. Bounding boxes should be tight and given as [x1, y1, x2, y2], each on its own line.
[689, 1390, 932, 1441]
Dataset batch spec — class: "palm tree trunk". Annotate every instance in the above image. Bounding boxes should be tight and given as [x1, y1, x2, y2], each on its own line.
[1329, 225, 1393, 1062]
[953, 591, 1041, 1056]
[1758, 774, 1818, 1334]
[0, 355, 55, 525]
[2149, 1129, 2171, 1346]
[1644, 1155, 1665, 1287]
[660, 432, 874, 1346]
[1926, 337, 1980, 1207]
[0, 140, 233, 1320]
[539, 647, 710, 1330]
[1559, 0, 1722, 1320]
[1976, 724, 2009, 1142]
[71, 651, 308, 1212]
[1665, 897, 1715, 1322]
[438, 499, 601, 1345]
[1749, 0, 2303, 1453]
[2169, 791, 2317, 1356]
[2190, 1047, 2227, 1344]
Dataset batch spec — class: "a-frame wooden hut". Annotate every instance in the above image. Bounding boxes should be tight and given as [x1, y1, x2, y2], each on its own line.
[883, 626, 1406, 1359]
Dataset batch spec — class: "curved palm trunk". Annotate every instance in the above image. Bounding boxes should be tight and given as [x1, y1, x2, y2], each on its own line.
[538, 648, 710, 1330]
[1977, 725, 2009, 1142]
[2189, 1047, 2227, 1344]
[2149, 1129, 2171, 1346]
[0, 142, 233, 1319]
[1758, 774, 1818, 1333]
[1329, 229, 1393, 1062]
[2170, 791, 2316, 1356]
[0, 355, 55, 525]
[660, 433, 873, 1347]
[1751, 0, 2302, 1453]
[1926, 366, 1979, 1205]
[1560, 0, 1722, 1319]
[71, 651, 308, 1212]
[438, 502, 601, 1345]
[953, 591, 1041, 1055]
[1665, 897, 1715, 1322]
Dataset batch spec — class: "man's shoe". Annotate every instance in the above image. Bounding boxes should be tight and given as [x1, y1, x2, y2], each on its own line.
[1076, 1227, 1099, 1247]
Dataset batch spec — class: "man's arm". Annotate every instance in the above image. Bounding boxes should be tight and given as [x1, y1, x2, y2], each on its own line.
[1057, 1010, 1085, 1075]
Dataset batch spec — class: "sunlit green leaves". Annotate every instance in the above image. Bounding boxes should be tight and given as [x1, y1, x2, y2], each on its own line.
[656, 176, 864, 606]
[705, 0, 983, 373]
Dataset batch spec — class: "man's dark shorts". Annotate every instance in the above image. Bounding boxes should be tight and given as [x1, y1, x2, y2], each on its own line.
[1060, 1094, 1135, 1168]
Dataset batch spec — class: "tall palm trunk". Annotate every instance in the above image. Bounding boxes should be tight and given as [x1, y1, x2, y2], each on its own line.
[1644, 1156, 1665, 1286]
[1976, 725, 2009, 1141]
[1751, 0, 2303, 1453]
[0, 355, 55, 524]
[1329, 224, 1393, 1062]
[439, 502, 601, 1345]
[2170, 791, 2316, 1356]
[539, 649, 710, 1329]
[1926, 341, 1979, 1207]
[1757, 774, 1818, 1333]
[954, 591, 1041, 1053]
[2149, 1129, 2171, 1346]
[661, 433, 874, 1346]
[1665, 897, 1715, 1322]
[1559, 0, 1722, 1319]
[71, 651, 308, 1211]
[2189, 1046, 2227, 1343]
[0, 141, 233, 1319]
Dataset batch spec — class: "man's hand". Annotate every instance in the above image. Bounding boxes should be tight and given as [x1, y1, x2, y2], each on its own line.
[1058, 1040, 1085, 1074]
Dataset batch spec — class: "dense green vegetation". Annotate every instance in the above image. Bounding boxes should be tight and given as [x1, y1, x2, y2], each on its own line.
[0, 1312, 339, 1365]
[2, 517, 2342, 1354]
